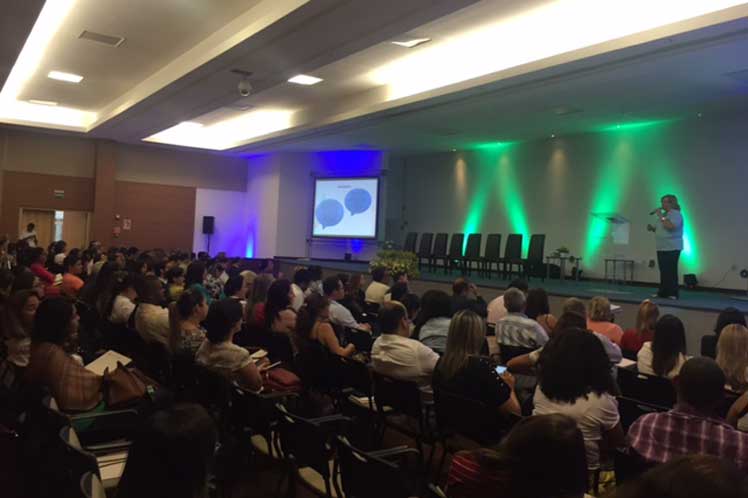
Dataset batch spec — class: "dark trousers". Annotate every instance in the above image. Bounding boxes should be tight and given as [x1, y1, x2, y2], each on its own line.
[657, 250, 681, 297]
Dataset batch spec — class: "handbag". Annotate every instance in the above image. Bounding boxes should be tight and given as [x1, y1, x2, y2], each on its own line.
[263, 367, 302, 393]
[103, 362, 148, 407]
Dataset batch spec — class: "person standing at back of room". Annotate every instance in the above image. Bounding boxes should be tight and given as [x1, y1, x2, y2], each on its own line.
[647, 194, 684, 300]
[19, 223, 37, 248]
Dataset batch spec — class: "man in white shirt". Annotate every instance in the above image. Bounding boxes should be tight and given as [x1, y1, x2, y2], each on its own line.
[496, 287, 549, 349]
[323, 276, 371, 332]
[290, 268, 310, 312]
[19, 223, 37, 248]
[371, 301, 439, 393]
[487, 278, 528, 326]
[364, 267, 390, 305]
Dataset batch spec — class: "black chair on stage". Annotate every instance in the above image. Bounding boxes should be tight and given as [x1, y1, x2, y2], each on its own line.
[481, 233, 502, 278]
[431, 233, 449, 273]
[462, 233, 482, 276]
[500, 234, 523, 279]
[447, 233, 464, 274]
[417, 233, 434, 271]
[522, 234, 546, 281]
[403, 232, 418, 253]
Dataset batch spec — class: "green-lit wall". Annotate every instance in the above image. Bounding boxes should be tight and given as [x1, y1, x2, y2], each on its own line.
[397, 113, 748, 289]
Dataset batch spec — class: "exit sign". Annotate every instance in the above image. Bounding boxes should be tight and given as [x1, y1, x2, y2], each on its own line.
[53, 189, 64, 199]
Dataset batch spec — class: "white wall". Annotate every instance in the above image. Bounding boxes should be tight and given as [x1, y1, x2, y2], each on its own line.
[397, 113, 748, 289]
[245, 154, 281, 258]
[193, 188, 250, 256]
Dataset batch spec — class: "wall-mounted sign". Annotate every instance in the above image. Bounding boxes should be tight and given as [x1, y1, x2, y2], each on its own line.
[53, 189, 64, 199]
[122, 218, 132, 230]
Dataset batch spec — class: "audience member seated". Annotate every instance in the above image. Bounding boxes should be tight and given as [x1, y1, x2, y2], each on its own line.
[433, 310, 520, 416]
[560, 297, 622, 366]
[196, 298, 264, 391]
[637, 314, 688, 379]
[524, 287, 557, 335]
[629, 357, 748, 471]
[496, 287, 549, 351]
[487, 279, 528, 326]
[322, 276, 371, 332]
[246, 273, 272, 327]
[165, 265, 185, 302]
[447, 414, 588, 498]
[0, 289, 39, 390]
[26, 298, 103, 411]
[295, 293, 355, 357]
[412, 289, 452, 353]
[264, 279, 297, 334]
[134, 275, 170, 346]
[400, 293, 421, 329]
[385, 281, 409, 304]
[716, 324, 748, 393]
[60, 253, 85, 298]
[168, 289, 208, 359]
[290, 268, 310, 312]
[337, 273, 365, 321]
[506, 311, 587, 375]
[451, 277, 488, 317]
[224, 274, 248, 310]
[305, 265, 323, 296]
[117, 403, 217, 498]
[621, 300, 659, 355]
[185, 261, 213, 305]
[701, 307, 746, 358]
[586, 296, 624, 345]
[615, 454, 748, 498]
[107, 272, 138, 325]
[203, 263, 226, 300]
[371, 301, 439, 395]
[533, 328, 624, 471]
[365, 267, 390, 305]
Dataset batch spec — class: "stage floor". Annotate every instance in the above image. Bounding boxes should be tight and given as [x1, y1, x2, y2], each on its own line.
[277, 258, 748, 314]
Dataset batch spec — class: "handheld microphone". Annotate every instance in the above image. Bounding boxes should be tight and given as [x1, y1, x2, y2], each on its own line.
[649, 208, 659, 215]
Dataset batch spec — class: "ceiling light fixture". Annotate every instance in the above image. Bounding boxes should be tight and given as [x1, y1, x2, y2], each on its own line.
[179, 121, 203, 129]
[551, 133, 556, 138]
[288, 74, 323, 85]
[391, 38, 431, 48]
[28, 99, 58, 106]
[47, 70, 83, 83]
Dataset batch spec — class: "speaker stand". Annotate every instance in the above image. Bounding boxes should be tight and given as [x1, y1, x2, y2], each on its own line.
[206, 234, 212, 256]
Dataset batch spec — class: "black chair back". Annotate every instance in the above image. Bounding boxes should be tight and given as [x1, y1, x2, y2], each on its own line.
[464, 234, 482, 259]
[484, 234, 502, 261]
[372, 372, 423, 421]
[614, 447, 656, 485]
[434, 388, 516, 446]
[432, 233, 448, 258]
[617, 368, 676, 408]
[59, 426, 100, 496]
[498, 344, 536, 364]
[417, 233, 434, 258]
[294, 340, 337, 393]
[527, 234, 545, 261]
[335, 436, 415, 498]
[617, 396, 669, 432]
[448, 233, 464, 259]
[404, 232, 418, 253]
[192, 365, 234, 435]
[504, 234, 523, 260]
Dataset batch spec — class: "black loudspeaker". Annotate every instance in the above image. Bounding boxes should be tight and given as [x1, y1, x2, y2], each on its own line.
[684, 274, 698, 289]
[202, 216, 215, 235]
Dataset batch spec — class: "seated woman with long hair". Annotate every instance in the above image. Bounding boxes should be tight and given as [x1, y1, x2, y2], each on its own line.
[196, 298, 263, 391]
[637, 314, 688, 379]
[525, 288, 557, 335]
[433, 310, 520, 417]
[533, 328, 623, 472]
[413, 289, 452, 353]
[701, 307, 746, 359]
[264, 279, 296, 333]
[168, 288, 209, 359]
[295, 293, 355, 357]
[0, 290, 39, 390]
[26, 298, 103, 411]
[621, 300, 659, 354]
[246, 273, 272, 327]
[716, 324, 748, 393]
[447, 414, 589, 498]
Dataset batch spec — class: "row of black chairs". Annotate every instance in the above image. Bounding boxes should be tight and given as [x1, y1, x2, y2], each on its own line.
[403, 232, 546, 280]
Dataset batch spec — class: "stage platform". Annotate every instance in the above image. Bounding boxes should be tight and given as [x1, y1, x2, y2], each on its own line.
[276, 257, 748, 314]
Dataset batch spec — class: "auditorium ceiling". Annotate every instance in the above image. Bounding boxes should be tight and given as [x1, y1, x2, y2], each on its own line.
[1, 0, 748, 154]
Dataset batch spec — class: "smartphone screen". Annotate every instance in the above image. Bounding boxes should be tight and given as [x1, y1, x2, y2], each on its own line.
[495, 365, 507, 375]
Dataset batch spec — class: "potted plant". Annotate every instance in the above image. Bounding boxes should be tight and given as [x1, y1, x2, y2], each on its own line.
[369, 248, 420, 279]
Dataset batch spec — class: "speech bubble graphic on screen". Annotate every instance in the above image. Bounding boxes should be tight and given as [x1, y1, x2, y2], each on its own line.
[344, 188, 372, 216]
[315, 199, 344, 229]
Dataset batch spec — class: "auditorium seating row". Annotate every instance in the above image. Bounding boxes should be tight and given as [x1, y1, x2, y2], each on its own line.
[402, 232, 546, 280]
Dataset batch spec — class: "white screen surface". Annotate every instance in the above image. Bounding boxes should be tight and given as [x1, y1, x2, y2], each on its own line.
[312, 177, 379, 238]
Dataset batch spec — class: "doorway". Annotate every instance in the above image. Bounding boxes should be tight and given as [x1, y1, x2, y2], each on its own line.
[19, 208, 92, 250]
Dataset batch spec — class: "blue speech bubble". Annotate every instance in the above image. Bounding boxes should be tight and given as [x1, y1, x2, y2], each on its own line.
[344, 188, 372, 216]
[315, 199, 344, 229]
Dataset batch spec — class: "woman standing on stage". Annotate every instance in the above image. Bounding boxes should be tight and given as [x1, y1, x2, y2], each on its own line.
[647, 194, 684, 300]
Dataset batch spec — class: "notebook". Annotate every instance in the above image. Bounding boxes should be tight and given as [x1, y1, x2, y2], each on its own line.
[85, 350, 133, 376]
